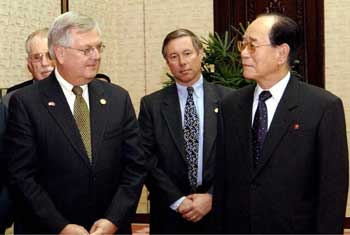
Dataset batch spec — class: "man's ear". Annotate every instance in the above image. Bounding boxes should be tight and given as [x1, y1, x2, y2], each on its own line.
[277, 43, 290, 65]
[199, 48, 204, 59]
[27, 60, 34, 74]
[54, 47, 65, 64]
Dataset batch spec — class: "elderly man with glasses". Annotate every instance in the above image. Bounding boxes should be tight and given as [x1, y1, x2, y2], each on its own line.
[214, 13, 348, 234]
[2, 28, 55, 107]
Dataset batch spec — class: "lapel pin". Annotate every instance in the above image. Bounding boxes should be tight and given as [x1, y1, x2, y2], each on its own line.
[48, 101, 56, 107]
[293, 123, 300, 130]
[100, 98, 107, 105]
[214, 107, 219, 113]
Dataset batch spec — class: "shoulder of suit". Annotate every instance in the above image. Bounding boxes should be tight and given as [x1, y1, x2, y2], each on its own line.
[93, 79, 128, 94]
[206, 82, 236, 97]
[6, 79, 34, 94]
[295, 79, 341, 102]
[141, 84, 175, 101]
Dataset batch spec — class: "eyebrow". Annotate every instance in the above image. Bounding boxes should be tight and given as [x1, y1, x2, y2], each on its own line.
[82, 42, 103, 48]
[242, 35, 258, 42]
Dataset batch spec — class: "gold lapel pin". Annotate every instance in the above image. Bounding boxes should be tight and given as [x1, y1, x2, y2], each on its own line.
[100, 98, 107, 105]
[214, 107, 219, 113]
[48, 101, 56, 107]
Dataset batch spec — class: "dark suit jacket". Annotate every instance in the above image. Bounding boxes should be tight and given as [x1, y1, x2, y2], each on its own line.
[214, 77, 349, 234]
[6, 79, 34, 94]
[139, 80, 233, 234]
[5, 73, 146, 234]
[0, 103, 11, 232]
[0, 103, 7, 189]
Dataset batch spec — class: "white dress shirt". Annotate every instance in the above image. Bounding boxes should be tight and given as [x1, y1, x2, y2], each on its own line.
[55, 69, 90, 114]
[252, 72, 290, 129]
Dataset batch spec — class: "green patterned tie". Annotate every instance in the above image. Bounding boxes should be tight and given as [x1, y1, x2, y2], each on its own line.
[72, 86, 92, 162]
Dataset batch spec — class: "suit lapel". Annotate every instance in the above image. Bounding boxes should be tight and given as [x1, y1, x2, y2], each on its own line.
[161, 84, 185, 159]
[202, 82, 219, 175]
[253, 77, 299, 179]
[235, 86, 256, 177]
[88, 80, 107, 166]
[39, 74, 91, 167]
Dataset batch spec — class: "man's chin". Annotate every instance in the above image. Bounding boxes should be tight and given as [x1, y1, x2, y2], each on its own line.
[39, 72, 53, 79]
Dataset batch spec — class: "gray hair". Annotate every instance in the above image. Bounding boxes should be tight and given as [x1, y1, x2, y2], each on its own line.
[48, 11, 101, 60]
[25, 28, 49, 55]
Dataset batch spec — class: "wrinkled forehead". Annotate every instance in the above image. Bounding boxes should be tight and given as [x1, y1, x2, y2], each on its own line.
[29, 36, 49, 53]
[243, 16, 275, 42]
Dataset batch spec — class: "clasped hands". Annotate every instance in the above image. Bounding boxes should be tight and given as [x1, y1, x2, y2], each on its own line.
[60, 218, 117, 235]
[177, 193, 212, 223]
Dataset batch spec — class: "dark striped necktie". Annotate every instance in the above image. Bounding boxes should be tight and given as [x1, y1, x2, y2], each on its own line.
[252, 90, 272, 168]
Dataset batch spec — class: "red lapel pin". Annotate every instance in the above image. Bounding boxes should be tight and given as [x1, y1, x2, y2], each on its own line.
[293, 123, 300, 130]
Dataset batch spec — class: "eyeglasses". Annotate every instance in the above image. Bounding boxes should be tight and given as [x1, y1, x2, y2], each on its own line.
[65, 44, 106, 56]
[237, 40, 272, 53]
[28, 52, 51, 62]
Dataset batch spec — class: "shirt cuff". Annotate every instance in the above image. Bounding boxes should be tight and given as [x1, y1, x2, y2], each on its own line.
[170, 196, 186, 211]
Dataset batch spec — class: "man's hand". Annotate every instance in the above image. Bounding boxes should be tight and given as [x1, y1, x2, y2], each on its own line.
[59, 224, 89, 235]
[177, 197, 193, 215]
[90, 218, 118, 235]
[182, 193, 212, 223]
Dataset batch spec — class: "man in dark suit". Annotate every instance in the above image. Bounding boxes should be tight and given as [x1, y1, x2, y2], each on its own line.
[5, 11, 145, 234]
[1, 28, 55, 234]
[0, 103, 11, 234]
[4, 28, 54, 100]
[139, 29, 233, 234]
[214, 13, 348, 234]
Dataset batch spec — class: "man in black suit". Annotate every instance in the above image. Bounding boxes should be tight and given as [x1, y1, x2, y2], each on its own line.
[214, 13, 348, 234]
[1, 28, 55, 233]
[0, 103, 11, 234]
[5, 11, 145, 234]
[3, 28, 54, 106]
[139, 29, 233, 234]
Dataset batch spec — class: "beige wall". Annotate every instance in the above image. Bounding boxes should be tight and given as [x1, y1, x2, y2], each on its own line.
[69, 0, 213, 113]
[324, 0, 350, 215]
[0, 0, 61, 89]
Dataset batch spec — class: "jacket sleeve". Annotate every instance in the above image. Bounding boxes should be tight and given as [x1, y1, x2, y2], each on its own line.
[316, 97, 348, 233]
[138, 97, 184, 206]
[104, 93, 147, 228]
[5, 94, 69, 234]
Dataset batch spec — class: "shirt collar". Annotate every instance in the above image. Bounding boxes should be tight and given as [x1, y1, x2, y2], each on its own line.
[254, 71, 290, 101]
[55, 68, 88, 94]
[176, 75, 203, 98]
